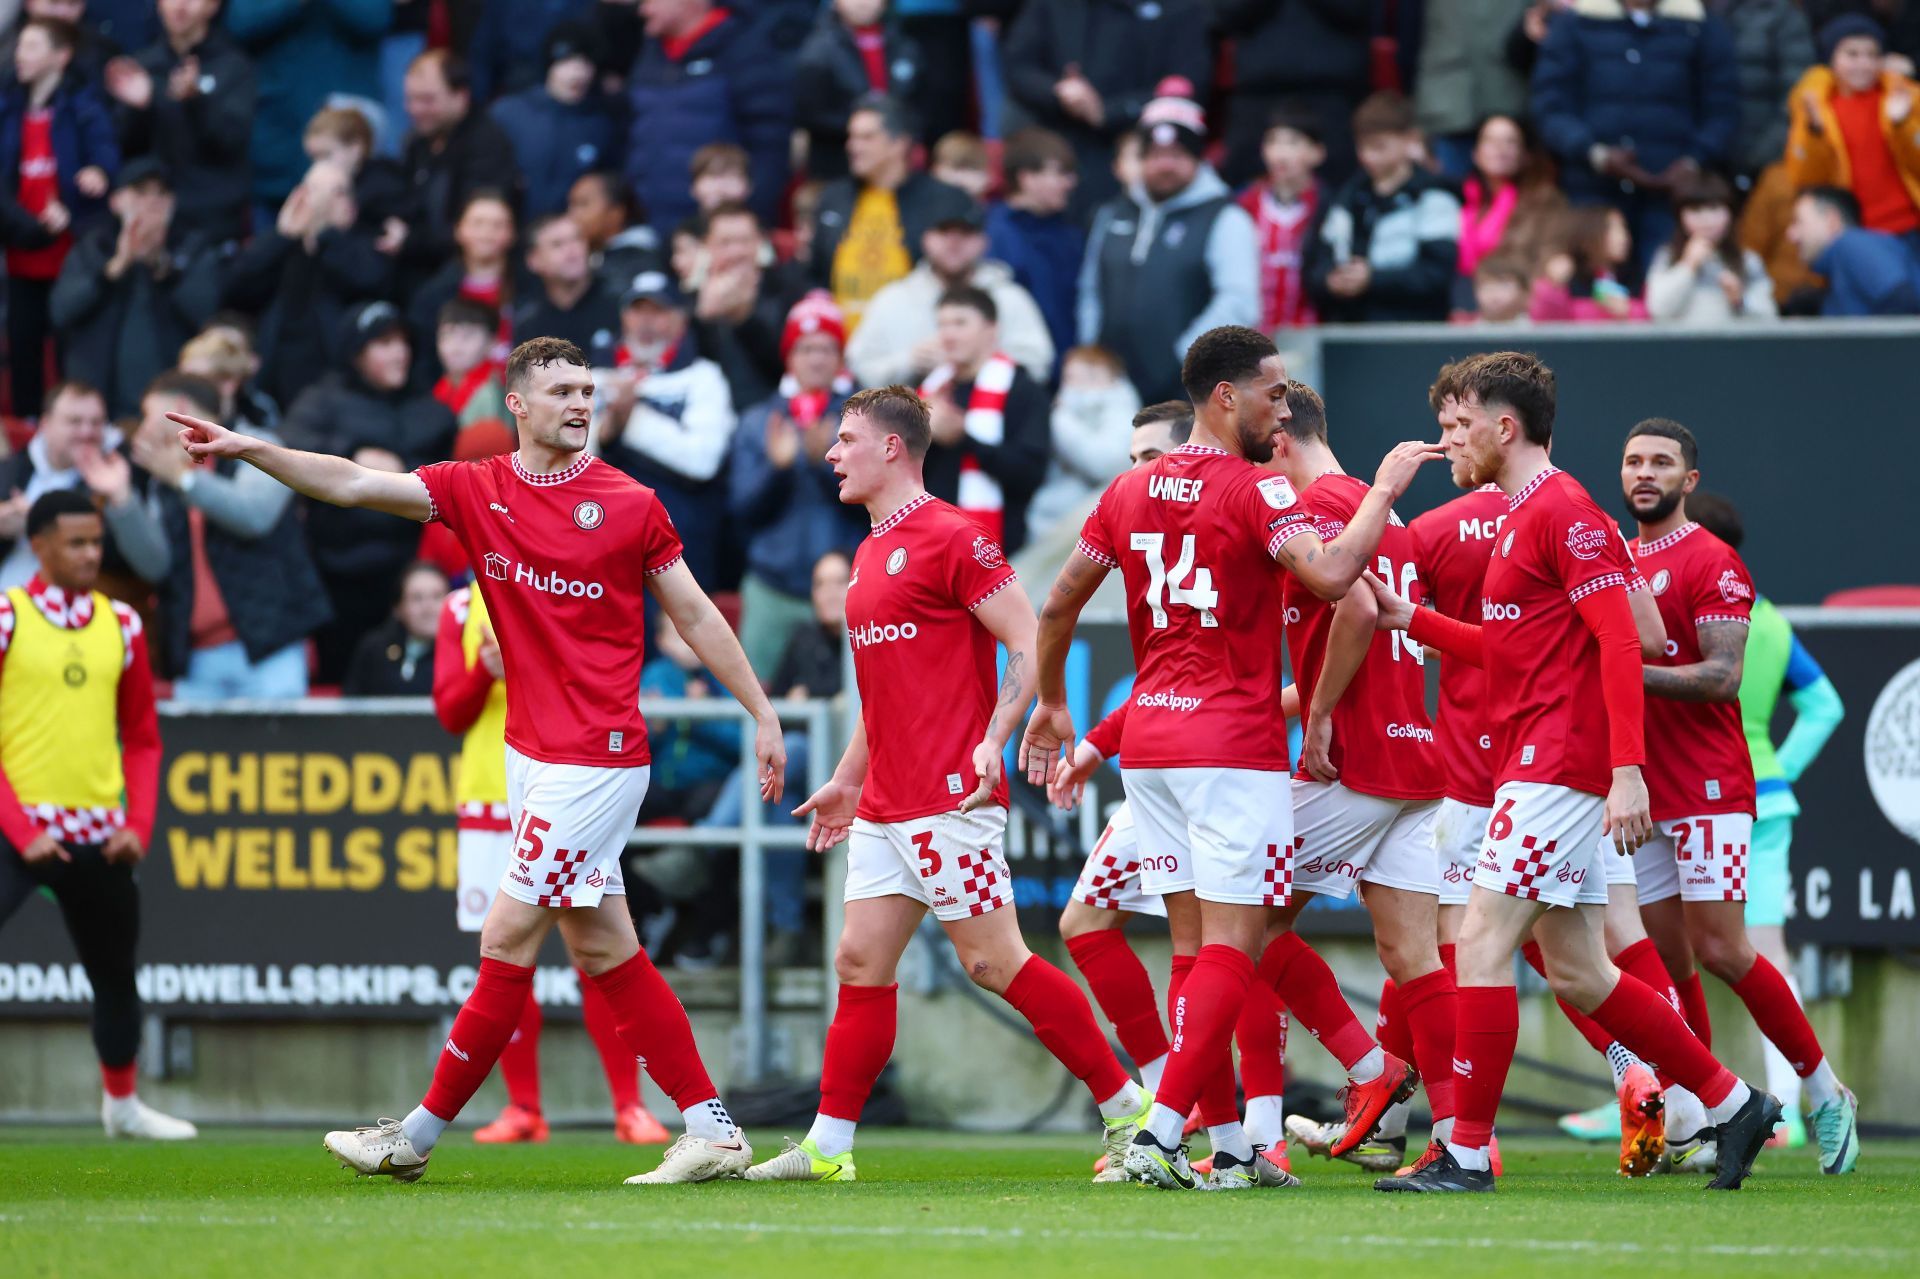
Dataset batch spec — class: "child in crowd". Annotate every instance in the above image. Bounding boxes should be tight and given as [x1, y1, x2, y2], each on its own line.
[1531, 206, 1648, 322]
[1236, 105, 1326, 330]
[1457, 254, 1532, 325]
[932, 130, 992, 199]
[1111, 129, 1143, 194]
[432, 298, 509, 428]
[1786, 15, 1920, 243]
[1027, 345, 1141, 538]
[1306, 92, 1459, 323]
[1646, 173, 1778, 321]
[690, 143, 751, 215]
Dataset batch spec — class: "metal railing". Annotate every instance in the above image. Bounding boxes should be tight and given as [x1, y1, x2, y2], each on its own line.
[623, 696, 836, 1084]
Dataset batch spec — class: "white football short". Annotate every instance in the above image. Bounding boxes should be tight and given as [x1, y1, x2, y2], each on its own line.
[1629, 813, 1755, 904]
[1122, 766, 1294, 906]
[456, 823, 512, 931]
[1069, 801, 1167, 918]
[499, 746, 643, 909]
[1290, 780, 1440, 900]
[1473, 781, 1609, 909]
[844, 806, 1012, 922]
[1433, 797, 1490, 907]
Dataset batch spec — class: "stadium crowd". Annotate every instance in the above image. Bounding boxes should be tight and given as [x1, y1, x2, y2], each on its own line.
[1, 0, 1915, 710]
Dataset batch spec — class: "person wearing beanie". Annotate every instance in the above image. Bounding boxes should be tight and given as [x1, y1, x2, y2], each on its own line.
[278, 300, 456, 683]
[1078, 94, 1259, 402]
[727, 289, 867, 676]
[1785, 14, 1920, 243]
[489, 23, 620, 219]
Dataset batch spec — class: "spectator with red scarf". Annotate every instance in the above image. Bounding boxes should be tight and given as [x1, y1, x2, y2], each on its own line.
[917, 285, 1049, 554]
[1236, 104, 1326, 331]
[727, 291, 867, 675]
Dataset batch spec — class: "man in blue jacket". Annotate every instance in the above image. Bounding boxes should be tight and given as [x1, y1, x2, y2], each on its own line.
[228, 0, 389, 216]
[1791, 184, 1920, 316]
[1531, 0, 1739, 262]
[489, 23, 617, 219]
[624, 0, 790, 237]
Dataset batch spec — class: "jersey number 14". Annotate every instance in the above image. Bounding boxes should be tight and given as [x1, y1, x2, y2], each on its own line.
[1131, 533, 1219, 628]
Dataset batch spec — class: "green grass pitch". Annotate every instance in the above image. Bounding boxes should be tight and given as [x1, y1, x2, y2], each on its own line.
[4, 1129, 1916, 1278]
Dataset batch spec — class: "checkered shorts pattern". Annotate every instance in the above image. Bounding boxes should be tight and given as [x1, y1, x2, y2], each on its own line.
[22, 804, 127, 845]
[1505, 835, 1557, 902]
[537, 844, 593, 908]
[955, 848, 1009, 917]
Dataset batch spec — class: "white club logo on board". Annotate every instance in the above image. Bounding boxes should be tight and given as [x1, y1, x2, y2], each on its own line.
[886, 547, 909, 575]
[1500, 531, 1515, 558]
[1866, 657, 1920, 845]
[573, 500, 605, 531]
[1651, 568, 1672, 595]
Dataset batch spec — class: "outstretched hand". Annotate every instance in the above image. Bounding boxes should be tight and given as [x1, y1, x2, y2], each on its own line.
[1372, 439, 1447, 499]
[793, 778, 859, 852]
[1360, 570, 1416, 631]
[1019, 701, 1076, 786]
[169, 412, 250, 462]
[958, 739, 1002, 814]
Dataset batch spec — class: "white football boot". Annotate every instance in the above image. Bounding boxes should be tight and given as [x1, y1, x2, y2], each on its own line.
[624, 1131, 753, 1184]
[102, 1094, 197, 1140]
[324, 1118, 430, 1182]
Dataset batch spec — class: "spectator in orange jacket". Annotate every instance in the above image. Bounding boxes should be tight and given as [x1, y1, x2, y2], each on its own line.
[1785, 15, 1920, 246]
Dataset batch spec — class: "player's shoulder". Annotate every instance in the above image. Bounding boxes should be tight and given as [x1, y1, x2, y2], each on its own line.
[107, 597, 142, 639]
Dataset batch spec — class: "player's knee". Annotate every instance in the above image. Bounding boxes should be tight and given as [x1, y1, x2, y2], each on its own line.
[833, 937, 889, 986]
[1374, 933, 1438, 982]
[1546, 965, 1609, 1011]
[1694, 930, 1752, 983]
[952, 942, 1020, 992]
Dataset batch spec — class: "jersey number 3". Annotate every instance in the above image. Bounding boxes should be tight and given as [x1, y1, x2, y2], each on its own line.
[1130, 532, 1219, 628]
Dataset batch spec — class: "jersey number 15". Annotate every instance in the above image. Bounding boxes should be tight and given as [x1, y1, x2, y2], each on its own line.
[1131, 532, 1219, 628]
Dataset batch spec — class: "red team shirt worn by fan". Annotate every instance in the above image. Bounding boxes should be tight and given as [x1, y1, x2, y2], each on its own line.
[1077, 443, 1311, 771]
[1408, 484, 1507, 807]
[1630, 521, 1758, 820]
[1480, 468, 1643, 797]
[1282, 474, 1443, 800]
[847, 493, 1018, 822]
[415, 452, 684, 768]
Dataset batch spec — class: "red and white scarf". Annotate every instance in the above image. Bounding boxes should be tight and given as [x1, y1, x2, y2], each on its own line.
[920, 352, 1016, 543]
[779, 368, 856, 427]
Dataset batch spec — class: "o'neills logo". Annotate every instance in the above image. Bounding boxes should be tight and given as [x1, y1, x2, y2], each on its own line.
[1482, 600, 1523, 621]
[1565, 521, 1610, 561]
[1386, 723, 1434, 742]
[849, 620, 918, 648]
[485, 552, 605, 599]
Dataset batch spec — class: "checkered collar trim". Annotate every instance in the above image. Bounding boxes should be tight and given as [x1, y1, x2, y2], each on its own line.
[1476, 483, 1502, 493]
[1507, 466, 1561, 512]
[871, 491, 934, 535]
[1174, 443, 1229, 457]
[25, 576, 93, 630]
[512, 452, 591, 487]
[1637, 521, 1699, 555]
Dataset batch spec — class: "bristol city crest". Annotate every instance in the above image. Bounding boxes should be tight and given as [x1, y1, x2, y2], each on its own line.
[1651, 568, 1672, 595]
[886, 547, 909, 575]
[971, 536, 1005, 570]
[572, 500, 605, 530]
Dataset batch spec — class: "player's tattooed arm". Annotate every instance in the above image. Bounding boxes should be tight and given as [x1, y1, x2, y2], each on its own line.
[972, 589, 1039, 811]
[1025, 549, 1108, 783]
[1642, 618, 1747, 703]
[1302, 584, 1377, 782]
[998, 651, 1026, 708]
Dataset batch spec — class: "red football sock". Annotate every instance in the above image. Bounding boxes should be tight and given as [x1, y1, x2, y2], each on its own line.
[579, 969, 640, 1113]
[1234, 982, 1288, 1101]
[589, 949, 718, 1111]
[1675, 970, 1712, 1047]
[1450, 985, 1519, 1151]
[1004, 956, 1131, 1102]
[1590, 974, 1736, 1107]
[1376, 978, 1414, 1063]
[818, 982, 898, 1121]
[497, 990, 544, 1113]
[1399, 968, 1459, 1121]
[100, 1061, 137, 1099]
[1614, 938, 1682, 1018]
[1438, 942, 1457, 979]
[1523, 938, 1615, 1056]
[1155, 944, 1255, 1117]
[1730, 955, 1824, 1077]
[1257, 932, 1374, 1070]
[1063, 929, 1169, 1069]
[422, 957, 535, 1121]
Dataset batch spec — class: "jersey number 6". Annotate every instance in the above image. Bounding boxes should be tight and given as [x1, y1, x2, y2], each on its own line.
[1130, 532, 1219, 628]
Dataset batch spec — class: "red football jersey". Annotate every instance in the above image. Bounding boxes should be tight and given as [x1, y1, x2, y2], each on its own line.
[1480, 467, 1642, 797]
[416, 452, 682, 768]
[1408, 484, 1507, 807]
[1630, 521, 1757, 820]
[847, 493, 1018, 822]
[1282, 474, 1443, 800]
[1084, 701, 1129, 760]
[1078, 443, 1310, 771]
